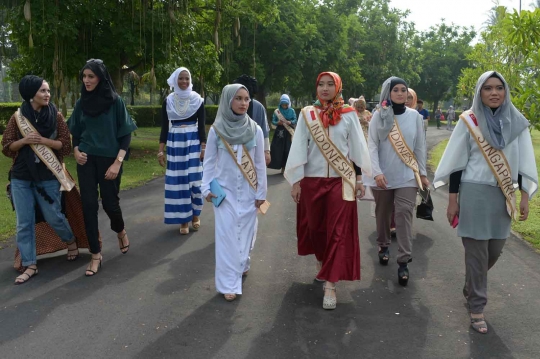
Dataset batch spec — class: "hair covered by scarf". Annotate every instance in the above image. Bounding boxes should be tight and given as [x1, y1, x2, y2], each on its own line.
[313, 71, 355, 128]
[471, 71, 529, 150]
[79, 60, 118, 117]
[212, 84, 257, 145]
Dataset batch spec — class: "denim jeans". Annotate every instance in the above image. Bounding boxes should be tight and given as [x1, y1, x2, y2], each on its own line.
[11, 178, 74, 266]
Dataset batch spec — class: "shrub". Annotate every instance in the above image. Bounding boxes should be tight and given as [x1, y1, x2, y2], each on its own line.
[205, 105, 219, 124]
[127, 105, 161, 127]
[0, 103, 20, 134]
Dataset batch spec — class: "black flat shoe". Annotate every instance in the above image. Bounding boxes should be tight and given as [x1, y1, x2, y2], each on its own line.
[378, 247, 390, 266]
[398, 264, 409, 286]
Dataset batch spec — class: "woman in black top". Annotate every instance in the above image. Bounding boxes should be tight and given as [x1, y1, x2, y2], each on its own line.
[158, 67, 206, 235]
[68, 59, 137, 276]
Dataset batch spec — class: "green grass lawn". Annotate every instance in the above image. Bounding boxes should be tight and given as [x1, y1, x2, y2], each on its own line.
[429, 131, 540, 250]
[0, 127, 165, 246]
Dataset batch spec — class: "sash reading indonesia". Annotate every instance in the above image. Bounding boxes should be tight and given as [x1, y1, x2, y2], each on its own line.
[302, 106, 356, 201]
[461, 110, 518, 220]
[15, 110, 75, 192]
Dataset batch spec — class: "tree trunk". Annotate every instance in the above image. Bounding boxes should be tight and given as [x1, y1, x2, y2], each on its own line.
[111, 67, 123, 95]
[256, 84, 266, 108]
[432, 99, 439, 121]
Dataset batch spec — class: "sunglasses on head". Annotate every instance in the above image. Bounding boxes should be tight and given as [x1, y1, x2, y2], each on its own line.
[86, 58, 104, 64]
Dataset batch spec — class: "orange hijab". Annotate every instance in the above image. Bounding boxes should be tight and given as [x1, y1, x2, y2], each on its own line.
[407, 88, 418, 109]
[313, 71, 355, 128]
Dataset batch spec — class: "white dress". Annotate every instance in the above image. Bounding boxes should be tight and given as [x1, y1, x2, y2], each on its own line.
[201, 126, 267, 295]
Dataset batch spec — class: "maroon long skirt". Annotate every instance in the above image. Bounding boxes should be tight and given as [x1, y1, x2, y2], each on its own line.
[297, 177, 360, 282]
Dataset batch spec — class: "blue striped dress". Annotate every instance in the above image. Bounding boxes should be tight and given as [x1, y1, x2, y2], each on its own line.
[164, 122, 204, 224]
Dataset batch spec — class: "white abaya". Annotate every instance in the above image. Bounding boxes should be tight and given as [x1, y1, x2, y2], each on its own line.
[201, 126, 267, 295]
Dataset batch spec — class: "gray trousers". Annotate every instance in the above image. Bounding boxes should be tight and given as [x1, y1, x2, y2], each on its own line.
[373, 187, 417, 264]
[462, 237, 506, 314]
[446, 118, 453, 130]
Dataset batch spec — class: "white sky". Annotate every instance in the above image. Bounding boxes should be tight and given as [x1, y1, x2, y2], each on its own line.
[390, 0, 527, 34]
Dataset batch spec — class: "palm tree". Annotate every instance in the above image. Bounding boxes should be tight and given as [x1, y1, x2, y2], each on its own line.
[485, 0, 506, 27]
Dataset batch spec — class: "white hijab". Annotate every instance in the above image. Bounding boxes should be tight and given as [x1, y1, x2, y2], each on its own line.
[166, 67, 204, 120]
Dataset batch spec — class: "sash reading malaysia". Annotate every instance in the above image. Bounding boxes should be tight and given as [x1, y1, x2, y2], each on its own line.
[274, 109, 295, 137]
[387, 119, 423, 189]
[461, 110, 518, 220]
[302, 106, 356, 201]
[15, 110, 75, 192]
[212, 126, 258, 190]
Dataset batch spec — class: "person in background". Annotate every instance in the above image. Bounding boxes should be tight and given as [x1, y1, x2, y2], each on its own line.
[268, 94, 297, 173]
[233, 75, 271, 165]
[446, 105, 456, 131]
[406, 88, 418, 111]
[434, 71, 538, 334]
[68, 59, 137, 277]
[417, 99, 429, 133]
[435, 106, 442, 129]
[158, 67, 206, 235]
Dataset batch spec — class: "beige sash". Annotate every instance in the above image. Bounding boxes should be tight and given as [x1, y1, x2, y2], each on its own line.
[274, 109, 295, 137]
[212, 126, 257, 190]
[15, 110, 75, 192]
[302, 106, 356, 201]
[388, 119, 423, 189]
[461, 110, 518, 220]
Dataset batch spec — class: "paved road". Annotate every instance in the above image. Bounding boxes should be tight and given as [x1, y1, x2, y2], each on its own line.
[1, 127, 539, 359]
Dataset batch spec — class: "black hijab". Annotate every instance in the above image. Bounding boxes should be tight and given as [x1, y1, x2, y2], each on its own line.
[390, 78, 408, 115]
[17, 75, 58, 203]
[79, 59, 118, 117]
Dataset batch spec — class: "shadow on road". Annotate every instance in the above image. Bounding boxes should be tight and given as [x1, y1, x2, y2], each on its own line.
[0, 226, 190, 346]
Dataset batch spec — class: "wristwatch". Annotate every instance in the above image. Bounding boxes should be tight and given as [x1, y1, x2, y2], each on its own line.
[117, 156, 124, 163]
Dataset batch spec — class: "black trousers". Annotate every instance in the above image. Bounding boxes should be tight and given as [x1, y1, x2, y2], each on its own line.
[77, 155, 125, 254]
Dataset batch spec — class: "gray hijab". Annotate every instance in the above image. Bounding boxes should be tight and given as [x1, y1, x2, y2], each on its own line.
[471, 71, 529, 150]
[377, 76, 399, 139]
[213, 84, 257, 145]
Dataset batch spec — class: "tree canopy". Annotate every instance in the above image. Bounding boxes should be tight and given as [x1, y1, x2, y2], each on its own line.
[1, 0, 477, 112]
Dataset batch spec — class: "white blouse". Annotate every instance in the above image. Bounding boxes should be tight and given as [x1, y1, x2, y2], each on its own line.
[284, 108, 372, 185]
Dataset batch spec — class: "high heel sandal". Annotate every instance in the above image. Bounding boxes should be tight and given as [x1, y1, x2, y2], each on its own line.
[398, 264, 409, 286]
[192, 217, 201, 231]
[117, 231, 129, 254]
[323, 284, 337, 310]
[378, 247, 390, 266]
[85, 256, 102, 277]
[66, 240, 79, 261]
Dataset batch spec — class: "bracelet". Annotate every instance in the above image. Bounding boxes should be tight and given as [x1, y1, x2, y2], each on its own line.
[157, 152, 164, 157]
[356, 181, 363, 184]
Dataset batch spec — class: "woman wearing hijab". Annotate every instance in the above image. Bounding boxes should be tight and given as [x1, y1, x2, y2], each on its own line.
[434, 71, 537, 334]
[354, 96, 372, 140]
[68, 59, 137, 277]
[2, 75, 77, 284]
[268, 94, 297, 173]
[201, 84, 267, 302]
[285, 72, 371, 310]
[365, 77, 429, 287]
[159, 67, 206, 235]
